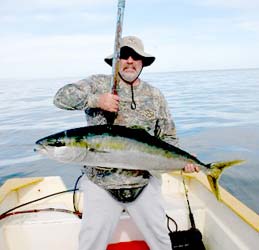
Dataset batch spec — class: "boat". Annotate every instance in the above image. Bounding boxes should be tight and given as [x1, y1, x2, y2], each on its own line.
[0, 171, 258, 250]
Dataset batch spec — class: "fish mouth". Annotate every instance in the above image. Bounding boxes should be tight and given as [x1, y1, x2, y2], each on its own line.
[34, 141, 47, 153]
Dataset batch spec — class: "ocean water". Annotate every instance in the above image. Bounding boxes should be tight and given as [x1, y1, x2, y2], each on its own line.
[0, 68, 258, 214]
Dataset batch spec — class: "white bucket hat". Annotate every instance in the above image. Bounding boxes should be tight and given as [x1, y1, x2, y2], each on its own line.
[104, 36, 155, 67]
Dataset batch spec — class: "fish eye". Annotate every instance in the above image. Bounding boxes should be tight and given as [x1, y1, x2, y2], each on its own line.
[47, 139, 65, 147]
[54, 141, 66, 147]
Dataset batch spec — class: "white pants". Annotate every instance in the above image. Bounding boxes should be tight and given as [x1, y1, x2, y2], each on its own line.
[78, 176, 171, 250]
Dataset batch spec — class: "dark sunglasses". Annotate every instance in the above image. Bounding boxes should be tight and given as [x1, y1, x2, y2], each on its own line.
[119, 47, 143, 61]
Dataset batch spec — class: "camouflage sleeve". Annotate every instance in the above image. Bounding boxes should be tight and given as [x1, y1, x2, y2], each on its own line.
[156, 91, 179, 147]
[53, 74, 109, 110]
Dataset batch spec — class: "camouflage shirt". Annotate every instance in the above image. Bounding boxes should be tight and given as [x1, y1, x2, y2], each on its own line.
[54, 74, 178, 192]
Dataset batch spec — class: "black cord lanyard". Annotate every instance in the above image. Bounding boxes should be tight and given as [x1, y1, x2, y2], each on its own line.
[130, 84, 136, 110]
[118, 68, 143, 110]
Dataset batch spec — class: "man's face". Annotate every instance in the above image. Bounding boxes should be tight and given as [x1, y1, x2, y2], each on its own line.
[119, 48, 143, 83]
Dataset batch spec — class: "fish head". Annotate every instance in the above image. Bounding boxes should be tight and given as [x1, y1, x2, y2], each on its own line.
[34, 132, 72, 161]
[34, 130, 91, 163]
[35, 131, 66, 149]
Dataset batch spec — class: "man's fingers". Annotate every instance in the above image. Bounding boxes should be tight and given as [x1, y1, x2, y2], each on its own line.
[108, 105, 119, 112]
[183, 164, 200, 173]
[112, 95, 120, 101]
[98, 93, 120, 112]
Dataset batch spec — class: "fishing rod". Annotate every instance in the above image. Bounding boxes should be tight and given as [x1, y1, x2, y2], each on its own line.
[0, 208, 82, 221]
[0, 189, 80, 220]
[106, 0, 126, 124]
[110, 0, 126, 95]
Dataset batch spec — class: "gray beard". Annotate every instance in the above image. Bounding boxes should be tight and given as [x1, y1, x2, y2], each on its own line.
[119, 69, 141, 83]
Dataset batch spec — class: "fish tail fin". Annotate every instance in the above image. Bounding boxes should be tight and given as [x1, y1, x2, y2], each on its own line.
[206, 159, 245, 200]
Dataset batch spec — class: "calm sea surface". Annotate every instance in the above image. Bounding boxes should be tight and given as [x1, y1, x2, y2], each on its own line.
[0, 68, 259, 213]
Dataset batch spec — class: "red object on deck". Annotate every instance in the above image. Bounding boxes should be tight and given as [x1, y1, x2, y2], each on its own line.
[107, 240, 150, 250]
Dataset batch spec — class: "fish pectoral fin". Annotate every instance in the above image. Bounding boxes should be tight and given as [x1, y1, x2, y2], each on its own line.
[88, 148, 108, 153]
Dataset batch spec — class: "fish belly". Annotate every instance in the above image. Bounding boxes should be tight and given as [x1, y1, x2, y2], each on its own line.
[80, 150, 187, 171]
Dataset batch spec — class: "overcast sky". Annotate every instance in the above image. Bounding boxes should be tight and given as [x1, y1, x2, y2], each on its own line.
[1, 0, 259, 79]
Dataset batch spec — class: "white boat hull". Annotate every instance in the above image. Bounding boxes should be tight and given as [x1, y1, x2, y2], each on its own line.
[0, 173, 258, 250]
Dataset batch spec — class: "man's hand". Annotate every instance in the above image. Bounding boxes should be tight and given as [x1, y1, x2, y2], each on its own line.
[98, 93, 120, 112]
[183, 163, 200, 173]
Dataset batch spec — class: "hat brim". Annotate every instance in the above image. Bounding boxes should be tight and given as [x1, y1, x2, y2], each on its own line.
[104, 46, 155, 67]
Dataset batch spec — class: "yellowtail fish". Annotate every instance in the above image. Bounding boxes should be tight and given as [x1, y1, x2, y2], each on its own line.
[35, 125, 244, 199]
